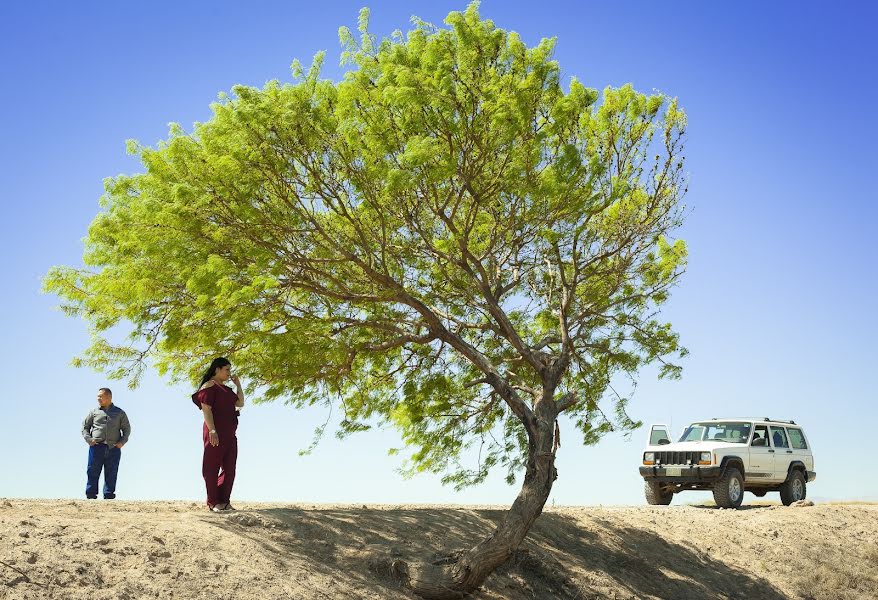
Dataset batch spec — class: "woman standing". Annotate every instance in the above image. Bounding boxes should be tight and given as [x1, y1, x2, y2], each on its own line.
[191, 357, 244, 512]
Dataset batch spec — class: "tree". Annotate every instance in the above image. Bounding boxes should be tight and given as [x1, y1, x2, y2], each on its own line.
[45, 4, 688, 597]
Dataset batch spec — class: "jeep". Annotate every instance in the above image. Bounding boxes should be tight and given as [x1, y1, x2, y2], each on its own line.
[639, 418, 816, 508]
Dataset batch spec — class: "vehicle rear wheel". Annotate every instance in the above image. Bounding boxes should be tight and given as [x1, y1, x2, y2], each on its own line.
[713, 467, 744, 509]
[644, 481, 673, 505]
[780, 470, 806, 506]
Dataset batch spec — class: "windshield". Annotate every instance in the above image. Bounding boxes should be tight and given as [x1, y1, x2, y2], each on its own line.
[678, 422, 751, 444]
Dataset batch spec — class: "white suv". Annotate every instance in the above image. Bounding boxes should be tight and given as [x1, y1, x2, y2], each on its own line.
[639, 418, 815, 508]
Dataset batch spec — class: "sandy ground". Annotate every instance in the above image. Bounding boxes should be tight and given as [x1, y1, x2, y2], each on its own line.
[1, 499, 876, 600]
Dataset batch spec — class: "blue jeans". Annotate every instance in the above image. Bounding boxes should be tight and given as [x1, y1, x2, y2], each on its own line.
[86, 443, 121, 499]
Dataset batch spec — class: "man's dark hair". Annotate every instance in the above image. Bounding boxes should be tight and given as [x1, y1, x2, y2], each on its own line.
[98, 387, 113, 397]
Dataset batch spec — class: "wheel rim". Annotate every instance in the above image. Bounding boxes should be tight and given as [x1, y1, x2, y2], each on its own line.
[792, 479, 804, 501]
[729, 478, 741, 502]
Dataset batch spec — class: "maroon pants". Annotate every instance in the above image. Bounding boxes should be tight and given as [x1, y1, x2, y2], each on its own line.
[202, 427, 237, 507]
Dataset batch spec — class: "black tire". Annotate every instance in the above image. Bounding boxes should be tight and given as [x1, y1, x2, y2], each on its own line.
[713, 467, 744, 509]
[751, 489, 767, 497]
[644, 481, 673, 505]
[780, 470, 806, 506]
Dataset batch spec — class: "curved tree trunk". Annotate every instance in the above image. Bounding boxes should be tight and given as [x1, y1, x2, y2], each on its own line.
[405, 403, 559, 599]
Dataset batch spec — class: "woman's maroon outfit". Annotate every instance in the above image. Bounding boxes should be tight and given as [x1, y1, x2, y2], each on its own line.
[192, 385, 239, 508]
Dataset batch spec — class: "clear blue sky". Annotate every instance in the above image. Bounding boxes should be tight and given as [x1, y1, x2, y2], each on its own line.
[1, 1, 875, 505]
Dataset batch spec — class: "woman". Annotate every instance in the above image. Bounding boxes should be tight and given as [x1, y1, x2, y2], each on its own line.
[191, 357, 244, 512]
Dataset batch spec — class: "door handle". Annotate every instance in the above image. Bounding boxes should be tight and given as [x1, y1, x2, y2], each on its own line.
[786, 450, 793, 454]
[768, 449, 775, 453]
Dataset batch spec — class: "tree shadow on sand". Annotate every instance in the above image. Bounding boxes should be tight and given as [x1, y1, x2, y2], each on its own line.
[204, 507, 790, 600]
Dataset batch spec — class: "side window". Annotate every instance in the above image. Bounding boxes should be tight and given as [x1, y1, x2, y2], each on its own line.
[787, 428, 808, 450]
[752, 425, 769, 446]
[770, 426, 789, 448]
[649, 425, 671, 445]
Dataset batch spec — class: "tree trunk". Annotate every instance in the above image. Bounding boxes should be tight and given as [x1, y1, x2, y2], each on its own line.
[405, 403, 558, 599]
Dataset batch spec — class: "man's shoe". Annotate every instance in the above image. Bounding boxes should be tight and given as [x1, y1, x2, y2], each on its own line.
[104, 495, 116, 500]
[86, 496, 97, 499]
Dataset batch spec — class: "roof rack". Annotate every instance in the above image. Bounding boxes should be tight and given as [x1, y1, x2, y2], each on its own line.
[707, 418, 796, 425]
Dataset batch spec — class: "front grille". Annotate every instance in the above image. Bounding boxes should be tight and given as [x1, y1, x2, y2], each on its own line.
[655, 451, 701, 465]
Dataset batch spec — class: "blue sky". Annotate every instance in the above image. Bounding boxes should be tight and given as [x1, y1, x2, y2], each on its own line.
[1, 1, 875, 505]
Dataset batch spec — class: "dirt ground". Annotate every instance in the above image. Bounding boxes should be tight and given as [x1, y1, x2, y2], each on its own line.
[1, 499, 875, 600]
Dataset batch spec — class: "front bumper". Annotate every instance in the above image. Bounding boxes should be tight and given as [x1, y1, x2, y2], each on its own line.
[807, 471, 817, 482]
[639, 465, 722, 484]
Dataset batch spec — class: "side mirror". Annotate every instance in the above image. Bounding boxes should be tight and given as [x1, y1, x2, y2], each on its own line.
[657, 438, 671, 445]
[752, 438, 766, 447]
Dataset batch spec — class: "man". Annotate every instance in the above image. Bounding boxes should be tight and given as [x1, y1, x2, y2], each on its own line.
[81, 388, 131, 499]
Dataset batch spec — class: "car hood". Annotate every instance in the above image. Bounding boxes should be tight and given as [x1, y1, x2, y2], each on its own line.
[645, 441, 744, 452]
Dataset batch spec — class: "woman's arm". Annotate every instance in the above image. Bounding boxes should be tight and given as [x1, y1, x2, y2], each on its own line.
[231, 375, 245, 408]
[201, 404, 219, 447]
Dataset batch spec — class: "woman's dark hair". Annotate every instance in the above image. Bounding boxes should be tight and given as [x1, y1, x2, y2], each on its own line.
[198, 357, 231, 389]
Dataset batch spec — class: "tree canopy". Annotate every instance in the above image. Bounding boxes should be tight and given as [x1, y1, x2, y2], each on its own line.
[46, 2, 688, 491]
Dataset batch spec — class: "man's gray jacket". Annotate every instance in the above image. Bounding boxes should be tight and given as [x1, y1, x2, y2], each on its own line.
[82, 404, 131, 447]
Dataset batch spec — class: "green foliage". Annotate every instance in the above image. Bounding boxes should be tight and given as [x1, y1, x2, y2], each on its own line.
[44, 3, 689, 488]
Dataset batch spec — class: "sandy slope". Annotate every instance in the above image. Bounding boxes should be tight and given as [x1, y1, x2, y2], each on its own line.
[1, 499, 876, 600]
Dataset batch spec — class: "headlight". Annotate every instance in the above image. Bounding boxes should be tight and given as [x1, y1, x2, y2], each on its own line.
[699, 452, 712, 465]
[643, 452, 654, 464]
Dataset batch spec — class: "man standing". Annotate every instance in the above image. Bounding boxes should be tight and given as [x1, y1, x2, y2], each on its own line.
[81, 388, 131, 499]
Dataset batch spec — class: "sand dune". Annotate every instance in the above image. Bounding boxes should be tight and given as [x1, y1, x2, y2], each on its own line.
[1, 499, 876, 599]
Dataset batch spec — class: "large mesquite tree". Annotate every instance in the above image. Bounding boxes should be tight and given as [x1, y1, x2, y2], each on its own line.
[46, 4, 688, 597]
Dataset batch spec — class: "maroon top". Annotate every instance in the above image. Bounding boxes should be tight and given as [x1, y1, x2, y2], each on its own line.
[192, 384, 239, 436]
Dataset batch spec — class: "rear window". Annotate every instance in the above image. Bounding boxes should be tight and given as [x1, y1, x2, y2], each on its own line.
[787, 428, 808, 449]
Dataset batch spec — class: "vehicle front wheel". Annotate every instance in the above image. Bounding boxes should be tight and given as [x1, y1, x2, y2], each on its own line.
[713, 467, 744, 509]
[780, 470, 806, 506]
[644, 481, 673, 505]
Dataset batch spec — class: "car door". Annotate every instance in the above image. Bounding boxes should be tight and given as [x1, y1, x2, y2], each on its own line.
[748, 424, 775, 480]
[648, 424, 672, 446]
[786, 427, 812, 471]
[770, 426, 793, 481]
